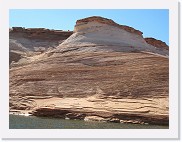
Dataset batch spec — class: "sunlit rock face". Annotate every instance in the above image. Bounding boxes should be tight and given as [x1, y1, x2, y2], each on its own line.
[60, 16, 168, 57]
[144, 37, 169, 50]
[9, 27, 73, 64]
[9, 16, 169, 125]
[75, 16, 143, 36]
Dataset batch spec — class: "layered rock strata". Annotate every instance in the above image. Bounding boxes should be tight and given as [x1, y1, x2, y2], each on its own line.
[9, 16, 169, 125]
[76, 16, 143, 36]
[145, 37, 169, 50]
[9, 27, 73, 65]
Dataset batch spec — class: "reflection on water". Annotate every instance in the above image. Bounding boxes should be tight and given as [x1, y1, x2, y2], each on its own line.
[9, 115, 168, 129]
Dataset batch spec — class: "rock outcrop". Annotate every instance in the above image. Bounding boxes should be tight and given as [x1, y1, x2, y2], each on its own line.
[145, 37, 169, 50]
[76, 16, 143, 36]
[61, 16, 168, 57]
[9, 16, 169, 126]
[9, 27, 73, 65]
[10, 27, 73, 40]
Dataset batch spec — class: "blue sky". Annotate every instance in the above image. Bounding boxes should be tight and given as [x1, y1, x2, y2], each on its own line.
[9, 9, 169, 45]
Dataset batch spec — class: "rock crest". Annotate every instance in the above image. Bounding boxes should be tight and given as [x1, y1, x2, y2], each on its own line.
[76, 16, 143, 36]
[145, 37, 169, 50]
[10, 27, 73, 40]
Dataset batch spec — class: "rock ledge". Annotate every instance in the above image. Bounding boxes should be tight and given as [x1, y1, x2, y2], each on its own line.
[76, 16, 143, 36]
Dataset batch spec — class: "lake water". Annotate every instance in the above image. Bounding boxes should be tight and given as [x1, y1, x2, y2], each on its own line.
[9, 115, 168, 129]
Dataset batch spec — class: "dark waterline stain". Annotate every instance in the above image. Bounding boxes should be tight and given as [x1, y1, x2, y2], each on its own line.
[9, 115, 169, 129]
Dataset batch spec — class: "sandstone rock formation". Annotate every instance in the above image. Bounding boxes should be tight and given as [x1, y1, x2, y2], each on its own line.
[9, 27, 73, 65]
[145, 37, 169, 50]
[76, 16, 143, 36]
[9, 16, 169, 126]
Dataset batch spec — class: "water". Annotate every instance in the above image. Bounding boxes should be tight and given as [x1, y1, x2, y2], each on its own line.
[9, 115, 168, 129]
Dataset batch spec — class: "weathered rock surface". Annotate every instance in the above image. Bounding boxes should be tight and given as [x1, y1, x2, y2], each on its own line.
[9, 27, 73, 65]
[9, 16, 169, 125]
[145, 37, 169, 50]
[76, 16, 143, 36]
[10, 27, 73, 41]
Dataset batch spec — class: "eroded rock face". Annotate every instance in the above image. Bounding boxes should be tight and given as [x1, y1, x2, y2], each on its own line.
[145, 38, 169, 50]
[9, 16, 169, 125]
[63, 16, 168, 57]
[9, 27, 73, 65]
[76, 16, 143, 36]
[10, 27, 73, 40]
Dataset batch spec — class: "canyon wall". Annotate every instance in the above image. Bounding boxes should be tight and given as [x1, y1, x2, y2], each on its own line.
[9, 27, 73, 64]
[9, 16, 169, 125]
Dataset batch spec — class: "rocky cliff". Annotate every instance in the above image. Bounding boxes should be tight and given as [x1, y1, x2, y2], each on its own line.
[9, 27, 73, 64]
[61, 16, 168, 57]
[76, 16, 143, 36]
[145, 37, 169, 50]
[10, 27, 73, 40]
[9, 16, 169, 125]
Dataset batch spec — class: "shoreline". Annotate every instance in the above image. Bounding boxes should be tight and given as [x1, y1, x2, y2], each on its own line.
[9, 113, 169, 128]
[9, 107, 169, 126]
[9, 96, 169, 126]
[9, 114, 169, 129]
[8, 113, 158, 126]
